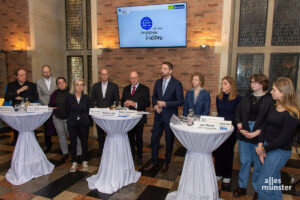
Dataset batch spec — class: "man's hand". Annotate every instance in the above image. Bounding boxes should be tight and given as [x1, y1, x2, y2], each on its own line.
[15, 96, 23, 100]
[17, 86, 28, 94]
[124, 100, 136, 108]
[154, 105, 162, 114]
[157, 101, 166, 108]
[237, 123, 242, 131]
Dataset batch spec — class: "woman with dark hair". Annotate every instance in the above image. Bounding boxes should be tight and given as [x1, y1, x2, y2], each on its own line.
[183, 72, 210, 116]
[256, 77, 299, 200]
[65, 78, 90, 172]
[233, 74, 274, 199]
[49, 77, 82, 163]
[213, 76, 241, 184]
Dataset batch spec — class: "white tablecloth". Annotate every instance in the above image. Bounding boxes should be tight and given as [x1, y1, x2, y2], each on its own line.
[166, 123, 234, 200]
[0, 111, 54, 185]
[87, 115, 142, 194]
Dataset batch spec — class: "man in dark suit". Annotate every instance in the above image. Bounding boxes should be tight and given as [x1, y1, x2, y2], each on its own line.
[4, 68, 39, 142]
[121, 71, 150, 165]
[144, 62, 184, 173]
[91, 68, 119, 156]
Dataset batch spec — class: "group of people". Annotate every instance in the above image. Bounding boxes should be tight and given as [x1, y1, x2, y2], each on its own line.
[3, 62, 299, 200]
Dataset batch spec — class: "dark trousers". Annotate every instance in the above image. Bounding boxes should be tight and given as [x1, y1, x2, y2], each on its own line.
[68, 124, 89, 162]
[213, 130, 237, 178]
[43, 123, 52, 148]
[151, 119, 174, 165]
[128, 123, 144, 159]
[96, 126, 106, 152]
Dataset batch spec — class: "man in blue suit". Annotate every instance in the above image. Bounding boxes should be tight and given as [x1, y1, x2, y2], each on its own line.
[144, 62, 184, 173]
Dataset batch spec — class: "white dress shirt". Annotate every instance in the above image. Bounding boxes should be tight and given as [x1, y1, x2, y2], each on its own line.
[43, 77, 51, 91]
[102, 82, 108, 98]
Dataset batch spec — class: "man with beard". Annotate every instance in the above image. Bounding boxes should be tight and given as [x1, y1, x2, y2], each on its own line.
[144, 61, 184, 173]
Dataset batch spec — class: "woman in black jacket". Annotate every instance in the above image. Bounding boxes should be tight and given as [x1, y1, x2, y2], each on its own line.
[233, 74, 273, 199]
[65, 78, 90, 172]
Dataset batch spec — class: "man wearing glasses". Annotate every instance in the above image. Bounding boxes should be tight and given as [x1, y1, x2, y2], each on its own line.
[91, 68, 119, 157]
[121, 71, 150, 165]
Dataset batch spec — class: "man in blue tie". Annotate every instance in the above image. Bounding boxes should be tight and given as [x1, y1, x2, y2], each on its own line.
[144, 62, 184, 173]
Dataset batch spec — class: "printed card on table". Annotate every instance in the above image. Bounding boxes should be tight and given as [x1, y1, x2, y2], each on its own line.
[200, 116, 224, 122]
[119, 110, 137, 117]
[0, 106, 13, 113]
[89, 108, 110, 116]
[27, 106, 49, 112]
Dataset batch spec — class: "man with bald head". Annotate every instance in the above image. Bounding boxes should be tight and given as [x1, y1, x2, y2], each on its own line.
[121, 71, 150, 165]
[91, 68, 119, 156]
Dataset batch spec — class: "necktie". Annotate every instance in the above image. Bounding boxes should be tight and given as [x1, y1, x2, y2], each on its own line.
[162, 80, 167, 96]
[131, 86, 136, 96]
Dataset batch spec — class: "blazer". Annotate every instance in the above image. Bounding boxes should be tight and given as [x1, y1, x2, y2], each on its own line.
[65, 94, 90, 127]
[37, 77, 57, 105]
[121, 83, 150, 124]
[235, 93, 274, 143]
[91, 81, 119, 108]
[5, 81, 39, 106]
[183, 89, 210, 116]
[152, 76, 184, 122]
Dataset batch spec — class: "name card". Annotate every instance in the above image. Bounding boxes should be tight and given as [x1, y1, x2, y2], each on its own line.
[0, 106, 13, 113]
[89, 108, 110, 116]
[102, 110, 119, 117]
[200, 116, 224, 122]
[119, 110, 137, 117]
[27, 106, 49, 112]
[196, 122, 220, 130]
[220, 121, 232, 130]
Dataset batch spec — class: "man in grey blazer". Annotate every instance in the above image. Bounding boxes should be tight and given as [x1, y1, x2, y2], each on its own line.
[37, 65, 57, 152]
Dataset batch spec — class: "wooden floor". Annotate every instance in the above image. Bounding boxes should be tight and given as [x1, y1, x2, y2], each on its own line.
[0, 129, 299, 200]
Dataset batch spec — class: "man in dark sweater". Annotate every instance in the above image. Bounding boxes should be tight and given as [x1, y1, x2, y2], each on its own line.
[5, 68, 38, 106]
[4, 68, 39, 142]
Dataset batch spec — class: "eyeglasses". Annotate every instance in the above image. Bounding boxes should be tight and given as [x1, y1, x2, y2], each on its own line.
[249, 81, 257, 84]
[75, 84, 84, 86]
[130, 77, 138, 79]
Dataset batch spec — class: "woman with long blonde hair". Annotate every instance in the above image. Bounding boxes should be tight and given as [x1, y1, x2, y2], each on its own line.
[213, 76, 241, 184]
[256, 77, 299, 200]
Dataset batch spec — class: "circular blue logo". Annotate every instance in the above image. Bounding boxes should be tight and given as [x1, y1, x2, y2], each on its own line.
[141, 17, 152, 30]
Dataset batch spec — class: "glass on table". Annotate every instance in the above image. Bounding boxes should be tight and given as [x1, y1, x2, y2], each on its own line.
[14, 104, 20, 112]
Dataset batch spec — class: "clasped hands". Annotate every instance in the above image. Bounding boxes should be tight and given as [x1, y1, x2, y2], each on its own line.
[124, 100, 136, 108]
[238, 123, 266, 164]
[15, 86, 29, 100]
[154, 101, 166, 114]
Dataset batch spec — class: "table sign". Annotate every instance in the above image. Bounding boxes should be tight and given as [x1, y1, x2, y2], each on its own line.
[119, 110, 137, 117]
[195, 122, 220, 130]
[101, 110, 119, 117]
[200, 116, 224, 122]
[220, 121, 232, 130]
[27, 106, 49, 112]
[89, 108, 110, 115]
[0, 106, 13, 113]
[137, 111, 150, 115]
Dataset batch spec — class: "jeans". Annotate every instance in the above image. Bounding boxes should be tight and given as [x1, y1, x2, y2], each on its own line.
[257, 147, 291, 200]
[238, 140, 261, 191]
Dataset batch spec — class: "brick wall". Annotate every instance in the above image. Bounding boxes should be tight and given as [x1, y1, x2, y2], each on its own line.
[97, 0, 224, 130]
[0, 0, 32, 84]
